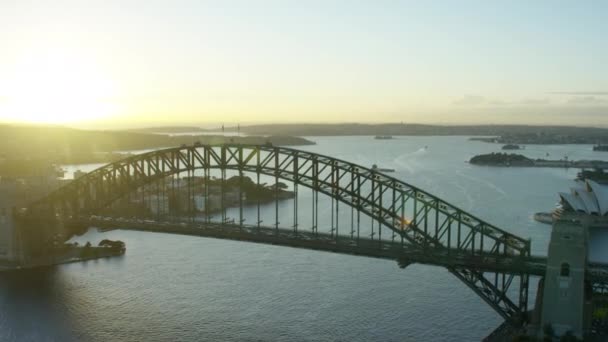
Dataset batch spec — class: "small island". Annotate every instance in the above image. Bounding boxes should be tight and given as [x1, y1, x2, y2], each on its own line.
[469, 153, 534, 166]
[501, 144, 521, 150]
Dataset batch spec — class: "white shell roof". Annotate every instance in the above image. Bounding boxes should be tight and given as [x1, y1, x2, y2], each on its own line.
[560, 180, 608, 216]
[560, 192, 587, 213]
[587, 180, 608, 216]
[572, 187, 600, 214]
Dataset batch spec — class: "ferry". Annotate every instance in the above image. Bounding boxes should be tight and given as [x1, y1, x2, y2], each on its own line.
[593, 144, 608, 152]
[371, 164, 395, 173]
[533, 212, 554, 225]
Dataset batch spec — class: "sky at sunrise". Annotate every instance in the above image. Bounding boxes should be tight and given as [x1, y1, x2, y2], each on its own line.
[0, 0, 607, 128]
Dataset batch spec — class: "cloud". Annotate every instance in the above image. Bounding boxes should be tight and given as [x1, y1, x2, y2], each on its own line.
[567, 96, 607, 105]
[453, 95, 486, 106]
[486, 98, 550, 106]
[488, 100, 509, 106]
[520, 98, 550, 105]
[452, 94, 608, 108]
[550, 91, 608, 96]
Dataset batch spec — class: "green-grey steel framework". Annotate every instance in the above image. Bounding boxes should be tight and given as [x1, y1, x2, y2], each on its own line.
[26, 144, 533, 323]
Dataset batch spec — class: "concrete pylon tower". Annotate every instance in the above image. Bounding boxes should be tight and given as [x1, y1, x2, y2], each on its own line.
[540, 217, 589, 339]
[0, 179, 18, 265]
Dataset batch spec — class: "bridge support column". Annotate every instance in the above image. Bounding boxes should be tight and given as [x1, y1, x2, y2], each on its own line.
[0, 209, 18, 265]
[539, 217, 590, 339]
[0, 180, 23, 268]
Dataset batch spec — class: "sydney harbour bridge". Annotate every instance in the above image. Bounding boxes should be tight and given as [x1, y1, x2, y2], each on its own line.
[8, 143, 608, 338]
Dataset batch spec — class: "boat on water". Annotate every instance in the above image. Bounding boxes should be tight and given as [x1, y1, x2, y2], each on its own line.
[593, 144, 608, 152]
[533, 212, 554, 225]
[371, 164, 395, 172]
[374, 135, 393, 140]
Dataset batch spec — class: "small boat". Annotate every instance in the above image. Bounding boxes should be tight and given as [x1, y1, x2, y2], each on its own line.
[533, 212, 554, 225]
[374, 135, 393, 140]
[593, 144, 608, 152]
[371, 164, 395, 173]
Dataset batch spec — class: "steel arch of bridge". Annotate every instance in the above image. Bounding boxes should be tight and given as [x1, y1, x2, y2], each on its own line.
[27, 144, 532, 323]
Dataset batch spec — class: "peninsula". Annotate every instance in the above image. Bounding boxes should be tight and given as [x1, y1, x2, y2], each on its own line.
[136, 123, 608, 143]
[469, 153, 608, 169]
[0, 124, 314, 169]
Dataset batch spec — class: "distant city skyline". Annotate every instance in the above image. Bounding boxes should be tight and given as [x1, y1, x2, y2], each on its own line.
[0, 0, 607, 128]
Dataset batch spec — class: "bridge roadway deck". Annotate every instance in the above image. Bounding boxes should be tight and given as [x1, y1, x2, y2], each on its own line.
[77, 218, 549, 276]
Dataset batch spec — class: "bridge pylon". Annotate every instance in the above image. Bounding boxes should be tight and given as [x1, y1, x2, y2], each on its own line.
[537, 216, 591, 339]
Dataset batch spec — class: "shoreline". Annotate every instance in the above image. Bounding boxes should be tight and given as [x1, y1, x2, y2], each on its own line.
[471, 160, 608, 169]
[469, 153, 608, 169]
[0, 246, 125, 273]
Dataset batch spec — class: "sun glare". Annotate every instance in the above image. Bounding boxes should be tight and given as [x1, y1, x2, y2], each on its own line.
[0, 49, 119, 125]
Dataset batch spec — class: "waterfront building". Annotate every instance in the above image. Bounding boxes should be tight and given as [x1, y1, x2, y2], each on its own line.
[223, 188, 246, 204]
[207, 185, 221, 194]
[147, 194, 170, 215]
[193, 195, 206, 212]
[206, 194, 221, 211]
[74, 170, 87, 179]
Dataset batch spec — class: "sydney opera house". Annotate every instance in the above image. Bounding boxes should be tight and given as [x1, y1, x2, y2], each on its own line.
[558, 179, 608, 228]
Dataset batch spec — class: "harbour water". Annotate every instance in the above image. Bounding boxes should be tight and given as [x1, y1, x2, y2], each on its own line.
[2, 136, 608, 341]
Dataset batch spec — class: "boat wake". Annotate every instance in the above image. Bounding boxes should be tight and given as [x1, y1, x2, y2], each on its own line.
[455, 170, 508, 197]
